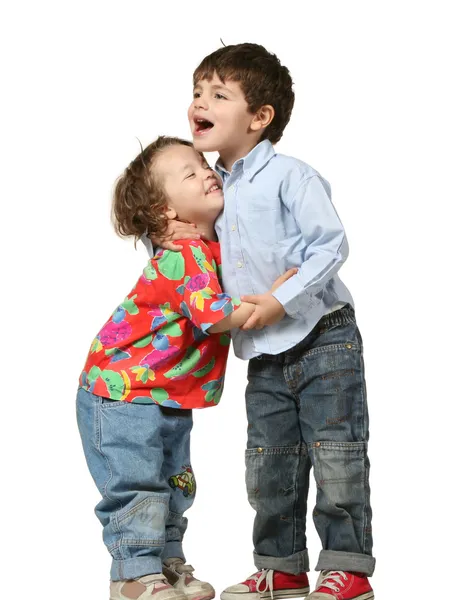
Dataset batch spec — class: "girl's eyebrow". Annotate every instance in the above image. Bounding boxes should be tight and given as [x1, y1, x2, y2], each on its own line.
[179, 163, 192, 173]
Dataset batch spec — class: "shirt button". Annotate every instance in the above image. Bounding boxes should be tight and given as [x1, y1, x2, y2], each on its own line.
[257, 447, 263, 453]
[237, 261, 243, 268]
[231, 225, 236, 231]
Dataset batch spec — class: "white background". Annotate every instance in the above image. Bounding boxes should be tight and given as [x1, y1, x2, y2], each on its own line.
[1, 1, 467, 598]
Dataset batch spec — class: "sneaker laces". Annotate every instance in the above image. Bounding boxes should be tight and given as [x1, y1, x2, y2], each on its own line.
[253, 569, 275, 600]
[138, 574, 170, 585]
[166, 559, 195, 575]
[319, 571, 348, 593]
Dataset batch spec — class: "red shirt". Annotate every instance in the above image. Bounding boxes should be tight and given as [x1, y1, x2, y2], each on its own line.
[80, 240, 239, 408]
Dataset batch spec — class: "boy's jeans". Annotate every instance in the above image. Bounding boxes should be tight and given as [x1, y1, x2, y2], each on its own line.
[245, 305, 375, 576]
[76, 388, 194, 581]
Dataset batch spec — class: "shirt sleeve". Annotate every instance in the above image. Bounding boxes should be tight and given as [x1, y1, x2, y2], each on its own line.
[272, 174, 349, 318]
[153, 240, 240, 332]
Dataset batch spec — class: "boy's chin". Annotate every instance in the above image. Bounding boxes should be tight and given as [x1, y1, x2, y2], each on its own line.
[192, 136, 217, 152]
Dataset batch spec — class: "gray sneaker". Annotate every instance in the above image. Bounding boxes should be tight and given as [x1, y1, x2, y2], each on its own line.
[163, 558, 215, 600]
[110, 573, 187, 600]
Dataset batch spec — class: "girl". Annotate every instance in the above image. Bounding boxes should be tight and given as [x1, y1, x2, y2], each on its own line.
[76, 136, 293, 600]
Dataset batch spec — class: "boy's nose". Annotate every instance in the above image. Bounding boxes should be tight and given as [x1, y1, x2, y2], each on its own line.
[195, 96, 208, 110]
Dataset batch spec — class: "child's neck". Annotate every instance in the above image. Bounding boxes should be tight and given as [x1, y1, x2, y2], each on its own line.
[194, 222, 217, 242]
[219, 138, 260, 173]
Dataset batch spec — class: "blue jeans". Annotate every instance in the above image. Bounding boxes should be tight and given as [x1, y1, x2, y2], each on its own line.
[76, 388, 195, 581]
[245, 305, 375, 576]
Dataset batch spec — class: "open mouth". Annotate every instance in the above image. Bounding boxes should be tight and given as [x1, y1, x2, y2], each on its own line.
[206, 183, 221, 195]
[194, 118, 214, 135]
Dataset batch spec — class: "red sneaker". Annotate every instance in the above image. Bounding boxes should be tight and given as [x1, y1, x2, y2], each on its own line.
[307, 571, 374, 600]
[221, 569, 310, 600]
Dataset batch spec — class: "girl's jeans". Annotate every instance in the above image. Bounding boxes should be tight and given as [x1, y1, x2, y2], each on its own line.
[245, 305, 375, 576]
[76, 388, 194, 581]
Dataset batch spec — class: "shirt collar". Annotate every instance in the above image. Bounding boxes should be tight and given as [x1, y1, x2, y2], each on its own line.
[214, 139, 275, 181]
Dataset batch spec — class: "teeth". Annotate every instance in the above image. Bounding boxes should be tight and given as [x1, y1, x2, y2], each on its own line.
[207, 184, 220, 193]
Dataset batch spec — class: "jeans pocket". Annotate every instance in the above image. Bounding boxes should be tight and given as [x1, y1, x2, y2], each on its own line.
[245, 445, 307, 513]
[311, 440, 369, 503]
[111, 493, 169, 555]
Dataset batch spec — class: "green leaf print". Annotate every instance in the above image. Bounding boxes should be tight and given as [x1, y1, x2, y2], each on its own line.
[164, 347, 202, 379]
[190, 245, 208, 272]
[160, 302, 179, 323]
[101, 370, 125, 398]
[220, 333, 231, 346]
[121, 294, 139, 315]
[205, 388, 222, 404]
[88, 366, 101, 383]
[133, 334, 153, 348]
[151, 388, 169, 404]
[158, 251, 185, 280]
[130, 365, 155, 383]
[193, 357, 215, 378]
[160, 322, 183, 337]
[144, 262, 158, 281]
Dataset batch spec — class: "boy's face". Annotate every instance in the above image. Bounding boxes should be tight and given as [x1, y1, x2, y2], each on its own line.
[188, 73, 256, 154]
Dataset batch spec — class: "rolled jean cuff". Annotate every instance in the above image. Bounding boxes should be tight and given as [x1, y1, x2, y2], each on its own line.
[254, 549, 310, 574]
[162, 541, 185, 563]
[315, 550, 376, 576]
[111, 556, 162, 581]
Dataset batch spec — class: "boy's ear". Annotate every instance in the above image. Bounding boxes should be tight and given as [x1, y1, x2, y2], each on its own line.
[250, 105, 275, 133]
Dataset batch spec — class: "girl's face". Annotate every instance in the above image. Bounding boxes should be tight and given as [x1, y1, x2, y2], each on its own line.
[155, 144, 223, 225]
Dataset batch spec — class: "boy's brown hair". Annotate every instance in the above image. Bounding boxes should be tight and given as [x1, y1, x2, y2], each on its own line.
[112, 136, 193, 242]
[193, 43, 294, 144]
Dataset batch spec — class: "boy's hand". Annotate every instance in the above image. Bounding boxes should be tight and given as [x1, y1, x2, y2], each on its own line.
[240, 268, 297, 330]
[240, 293, 285, 330]
[149, 221, 201, 252]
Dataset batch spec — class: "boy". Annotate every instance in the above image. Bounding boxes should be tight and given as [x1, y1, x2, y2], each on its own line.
[154, 43, 375, 600]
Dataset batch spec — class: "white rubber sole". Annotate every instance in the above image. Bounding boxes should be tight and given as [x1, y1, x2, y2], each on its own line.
[221, 587, 310, 600]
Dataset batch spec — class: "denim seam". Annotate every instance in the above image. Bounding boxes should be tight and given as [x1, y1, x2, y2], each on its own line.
[245, 445, 307, 456]
[292, 449, 302, 555]
[94, 399, 124, 560]
[116, 496, 168, 526]
[118, 538, 166, 546]
[307, 441, 367, 451]
[302, 342, 359, 359]
[358, 345, 370, 554]
[283, 363, 301, 406]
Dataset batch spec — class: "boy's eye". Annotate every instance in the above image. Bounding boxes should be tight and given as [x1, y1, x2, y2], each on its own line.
[203, 164, 212, 170]
[214, 93, 226, 100]
[193, 92, 201, 99]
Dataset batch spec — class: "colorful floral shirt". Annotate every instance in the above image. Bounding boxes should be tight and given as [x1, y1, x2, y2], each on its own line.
[80, 240, 239, 408]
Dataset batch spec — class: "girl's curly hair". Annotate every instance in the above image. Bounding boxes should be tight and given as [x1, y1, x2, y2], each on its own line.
[112, 136, 194, 242]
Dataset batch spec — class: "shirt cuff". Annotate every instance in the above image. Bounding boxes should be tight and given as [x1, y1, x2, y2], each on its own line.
[272, 276, 318, 318]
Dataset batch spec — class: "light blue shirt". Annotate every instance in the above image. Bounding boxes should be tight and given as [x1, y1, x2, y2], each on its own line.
[214, 139, 354, 360]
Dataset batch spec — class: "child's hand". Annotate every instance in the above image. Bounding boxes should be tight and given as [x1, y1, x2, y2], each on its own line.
[149, 221, 201, 252]
[240, 268, 297, 330]
[240, 293, 285, 330]
[270, 268, 298, 292]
